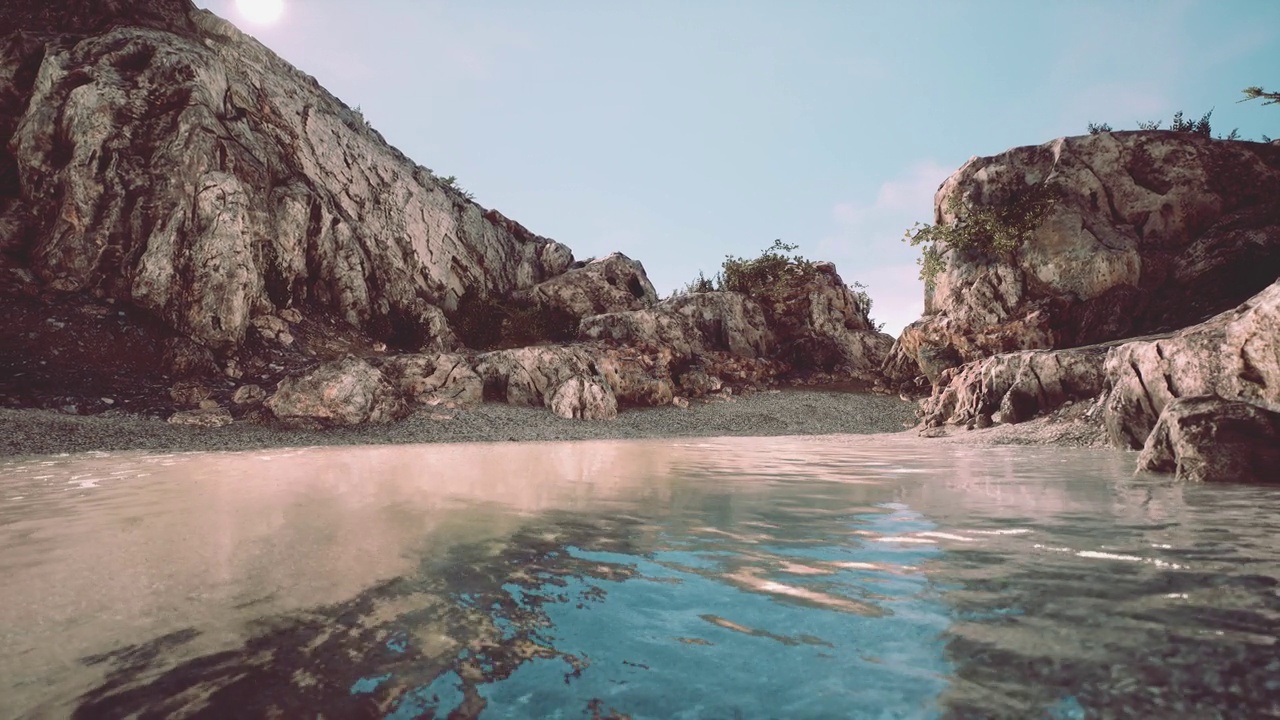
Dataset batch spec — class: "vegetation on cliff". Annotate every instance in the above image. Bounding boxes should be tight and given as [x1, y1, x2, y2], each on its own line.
[902, 183, 1061, 288]
[677, 240, 879, 330]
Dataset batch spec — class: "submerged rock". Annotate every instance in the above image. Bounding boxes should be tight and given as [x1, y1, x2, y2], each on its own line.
[265, 356, 406, 427]
[1137, 396, 1280, 483]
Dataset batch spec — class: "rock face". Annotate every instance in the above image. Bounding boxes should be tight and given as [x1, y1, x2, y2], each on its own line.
[663, 292, 775, 359]
[1102, 280, 1280, 449]
[888, 132, 1280, 381]
[921, 346, 1108, 428]
[0, 1, 572, 354]
[546, 376, 618, 420]
[525, 253, 658, 320]
[265, 356, 406, 427]
[1137, 396, 1280, 483]
[764, 262, 892, 374]
[380, 353, 482, 406]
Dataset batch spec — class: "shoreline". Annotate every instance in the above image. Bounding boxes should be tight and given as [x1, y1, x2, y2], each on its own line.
[0, 388, 1111, 458]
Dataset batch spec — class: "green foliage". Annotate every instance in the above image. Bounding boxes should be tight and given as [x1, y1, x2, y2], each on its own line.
[1087, 122, 1113, 134]
[1241, 86, 1280, 106]
[718, 239, 815, 303]
[1137, 119, 1162, 130]
[439, 175, 476, 201]
[903, 182, 1060, 288]
[680, 271, 716, 295]
[1169, 109, 1213, 136]
[449, 292, 579, 351]
[674, 240, 880, 329]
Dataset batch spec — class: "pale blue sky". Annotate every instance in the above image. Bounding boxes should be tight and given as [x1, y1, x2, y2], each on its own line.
[195, 0, 1278, 335]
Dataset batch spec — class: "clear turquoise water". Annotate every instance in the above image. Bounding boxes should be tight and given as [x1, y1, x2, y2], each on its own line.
[2, 437, 1279, 718]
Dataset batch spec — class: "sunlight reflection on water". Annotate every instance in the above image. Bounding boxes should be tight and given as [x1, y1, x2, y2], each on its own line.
[2, 435, 1279, 718]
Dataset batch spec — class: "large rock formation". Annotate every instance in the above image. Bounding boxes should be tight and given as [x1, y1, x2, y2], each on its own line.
[1137, 396, 1280, 484]
[0, 0, 902, 425]
[1102, 279, 1280, 449]
[888, 132, 1280, 382]
[1, 0, 572, 357]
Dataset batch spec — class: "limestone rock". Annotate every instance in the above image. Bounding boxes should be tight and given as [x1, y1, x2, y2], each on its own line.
[891, 132, 1280, 377]
[231, 383, 265, 405]
[265, 356, 406, 427]
[167, 407, 232, 427]
[662, 292, 775, 359]
[593, 352, 677, 407]
[677, 368, 724, 397]
[1, 4, 571, 354]
[1103, 280, 1280, 448]
[1137, 396, 1280, 483]
[162, 336, 217, 378]
[527, 253, 658, 320]
[381, 353, 482, 406]
[474, 346, 599, 407]
[547, 376, 618, 420]
[921, 347, 1108, 428]
[579, 309, 703, 359]
[169, 380, 212, 407]
[762, 262, 893, 374]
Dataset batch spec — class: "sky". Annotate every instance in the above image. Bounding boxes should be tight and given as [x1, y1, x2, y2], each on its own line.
[195, 0, 1279, 336]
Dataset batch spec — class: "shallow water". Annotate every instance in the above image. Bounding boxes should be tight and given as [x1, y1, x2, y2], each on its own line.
[1, 436, 1278, 719]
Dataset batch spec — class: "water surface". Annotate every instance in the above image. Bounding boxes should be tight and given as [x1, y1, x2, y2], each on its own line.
[2, 436, 1278, 718]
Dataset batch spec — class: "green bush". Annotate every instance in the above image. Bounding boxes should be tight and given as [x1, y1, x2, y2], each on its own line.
[676, 240, 880, 329]
[449, 292, 579, 351]
[903, 182, 1060, 288]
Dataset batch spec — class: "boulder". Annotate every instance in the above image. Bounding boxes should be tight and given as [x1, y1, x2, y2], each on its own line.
[474, 346, 605, 408]
[231, 383, 266, 405]
[380, 353, 482, 406]
[1137, 396, 1280, 483]
[889, 132, 1280, 377]
[1103, 280, 1280, 448]
[265, 356, 406, 427]
[547, 376, 618, 420]
[527, 253, 658, 320]
[0, 5, 572, 354]
[167, 407, 232, 427]
[922, 346, 1108, 428]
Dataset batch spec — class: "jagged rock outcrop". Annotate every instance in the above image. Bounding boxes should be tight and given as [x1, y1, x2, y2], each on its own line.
[546, 375, 618, 420]
[921, 346, 1108, 428]
[264, 356, 406, 427]
[474, 346, 612, 410]
[579, 309, 704, 359]
[888, 132, 1280, 382]
[380, 353, 482, 407]
[1102, 280, 1280, 449]
[1, 0, 572, 355]
[1137, 396, 1280, 483]
[523, 252, 657, 322]
[764, 262, 893, 374]
[663, 292, 775, 359]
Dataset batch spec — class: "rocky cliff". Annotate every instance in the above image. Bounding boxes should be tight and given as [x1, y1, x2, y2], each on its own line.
[902, 132, 1280, 482]
[887, 132, 1280, 384]
[0, 0, 891, 422]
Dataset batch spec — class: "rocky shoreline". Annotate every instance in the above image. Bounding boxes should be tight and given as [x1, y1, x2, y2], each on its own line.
[0, 387, 930, 457]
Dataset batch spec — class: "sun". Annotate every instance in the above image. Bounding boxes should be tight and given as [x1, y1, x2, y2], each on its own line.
[235, 0, 284, 25]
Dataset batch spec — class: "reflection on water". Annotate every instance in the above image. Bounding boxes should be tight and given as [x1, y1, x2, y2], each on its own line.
[1, 437, 1279, 718]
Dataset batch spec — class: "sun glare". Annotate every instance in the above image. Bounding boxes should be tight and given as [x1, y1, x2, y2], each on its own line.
[235, 0, 284, 25]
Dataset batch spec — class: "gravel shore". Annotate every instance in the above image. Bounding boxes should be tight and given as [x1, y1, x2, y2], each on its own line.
[0, 388, 922, 457]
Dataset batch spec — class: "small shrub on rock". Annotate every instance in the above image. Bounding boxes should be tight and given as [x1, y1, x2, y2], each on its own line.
[903, 182, 1061, 288]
